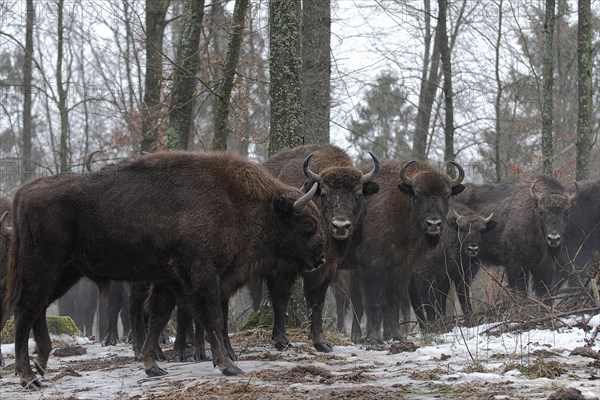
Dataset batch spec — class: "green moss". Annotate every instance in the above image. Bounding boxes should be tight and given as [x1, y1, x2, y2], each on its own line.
[1, 316, 82, 344]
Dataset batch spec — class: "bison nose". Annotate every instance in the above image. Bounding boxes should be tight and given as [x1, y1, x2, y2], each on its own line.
[546, 233, 562, 247]
[331, 218, 352, 240]
[425, 219, 443, 235]
[466, 245, 479, 256]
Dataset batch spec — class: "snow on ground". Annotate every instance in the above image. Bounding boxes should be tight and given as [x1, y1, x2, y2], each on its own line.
[1, 315, 599, 399]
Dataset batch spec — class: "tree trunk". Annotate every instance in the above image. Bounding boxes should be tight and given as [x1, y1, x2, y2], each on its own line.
[541, 0, 555, 175]
[166, 0, 205, 151]
[576, 0, 592, 180]
[212, 0, 249, 151]
[22, 0, 34, 182]
[494, 0, 504, 182]
[56, 0, 70, 172]
[302, 0, 331, 145]
[413, 0, 441, 161]
[268, 0, 304, 156]
[439, 0, 454, 170]
[140, 0, 169, 153]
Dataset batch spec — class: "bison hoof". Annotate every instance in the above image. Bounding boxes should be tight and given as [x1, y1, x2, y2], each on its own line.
[103, 340, 117, 347]
[21, 377, 43, 389]
[145, 366, 168, 377]
[314, 342, 333, 353]
[0, 357, 5, 367]
[173, 355, 184, 363]
[222, 366, 245, 376]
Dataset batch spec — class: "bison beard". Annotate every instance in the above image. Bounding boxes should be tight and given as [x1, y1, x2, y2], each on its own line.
[3, 151, 326, 388]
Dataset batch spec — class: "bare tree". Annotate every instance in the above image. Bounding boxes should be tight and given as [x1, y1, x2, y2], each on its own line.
[576, 0, 593, 180]
[268, 0, 303, 156]
[212, 0, 249, 151]
[302, 0, 331, 145]
[439, 0, 455, 169]
[541, 0, 555, 175]
[166, 0, 206, 150]
[22, 0, 34, 182]
[140, 0, 170, 153]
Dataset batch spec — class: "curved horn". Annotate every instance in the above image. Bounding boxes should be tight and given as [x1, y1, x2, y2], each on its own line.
[529, 180, 541, 201]
[0, 211, 12, 236]
[452, 209, 464, 220]
[361, 151, 380, 183]
[568, 181, 580, 203]
[84, 150, 102, 173]
[293, 181, 319, 212]
[484, 212, 494, 224]
[141, 151, 151, 156]
[447, 161, 465, 187]
[399, 160, 417, 187]
[303, 153, 321, 182]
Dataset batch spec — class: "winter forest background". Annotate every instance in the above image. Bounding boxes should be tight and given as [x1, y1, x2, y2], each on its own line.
[0, 0, 598, 196]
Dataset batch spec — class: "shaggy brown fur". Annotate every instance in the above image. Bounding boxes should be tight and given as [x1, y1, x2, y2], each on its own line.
[341, 159, 465, 343]
[4, 151, 326, 387]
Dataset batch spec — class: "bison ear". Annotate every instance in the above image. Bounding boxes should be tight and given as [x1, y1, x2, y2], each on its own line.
[362, 182, 379, 196]
[486, 220, 497, 231]
[451, 184, 465, 195]
[398, 183, 413, 195]
[272, 196, 294, 218]
[301, 180, 321, 196]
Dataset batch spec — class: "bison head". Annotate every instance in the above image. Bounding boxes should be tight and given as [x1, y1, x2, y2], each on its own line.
[398, 160, 465, 238]
[448, 209, 496, 257]
[300, 152, 380, 241]
[530, 180, 579, 248]
[270, 183, 327, 271]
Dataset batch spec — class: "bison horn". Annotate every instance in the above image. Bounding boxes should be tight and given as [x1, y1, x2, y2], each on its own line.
[452, 209, 464, 220]
[399, 160, 417, 187]
[361, 151, 380, 183]
[0, 211, 12, 236]
[568, 181, 580, 203]
[293, 181, 319, 212]
[447, 161, 465, 187]
[484, 212, 494, 223]
[84, 150, 102, 173]
[529, 180, 541, 201]
[303, 153, 321, 183]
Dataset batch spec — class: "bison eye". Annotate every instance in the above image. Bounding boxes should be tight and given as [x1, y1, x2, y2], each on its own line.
[300, 218, 316, 233]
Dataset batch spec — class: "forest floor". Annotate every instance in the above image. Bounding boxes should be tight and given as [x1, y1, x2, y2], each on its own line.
[1, 315, 599, 400]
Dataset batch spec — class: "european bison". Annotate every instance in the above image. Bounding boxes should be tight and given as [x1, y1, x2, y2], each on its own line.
[331, 269, 351, 333]
[341, 159, 465, 342]
[57, 278, 98, 338]
[0, 196, 12, 367]
[100, 281, 131, 346]
[557, 180, 599, 290]
[257, 144, 380, 352]
[456, 176, 578, 297]
[410, 203, 496, 327]
[4, 151, 326, 388]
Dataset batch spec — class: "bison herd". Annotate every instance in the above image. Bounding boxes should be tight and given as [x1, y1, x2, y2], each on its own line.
[0, 145, 597, 389]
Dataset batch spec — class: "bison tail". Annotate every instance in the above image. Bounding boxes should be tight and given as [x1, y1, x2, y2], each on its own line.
[3, 223, 22, 310]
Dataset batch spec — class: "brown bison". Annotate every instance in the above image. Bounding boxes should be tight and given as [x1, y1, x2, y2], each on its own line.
[557, 180, 599, 290]
[0, 196, 12, 367]
[340, 159, 465, 343]
[251, 144, 379, 353]
[331, 269, 351, 333]
[4, 151, 326, 388]
[456, 176, 578, 297]
[410, 203, 496, 327]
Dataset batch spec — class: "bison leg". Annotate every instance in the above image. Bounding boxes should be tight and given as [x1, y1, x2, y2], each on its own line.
[13, 307, 43, 388]
[193, 318, 208, 361]
[303, 269, 334, 353]
[141, 284, 176, 376]
[129, 282, 149, 360]
[173, 304, 192, 362]
[220, 295, 237, 361]
[334, 289, 348, 333]
[119, 283, 131, 341]
[266, 274, 293, 351]
[191, 281, 243, 376]
[349, 271, 363, 343]
[31, 314, 51, 377]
